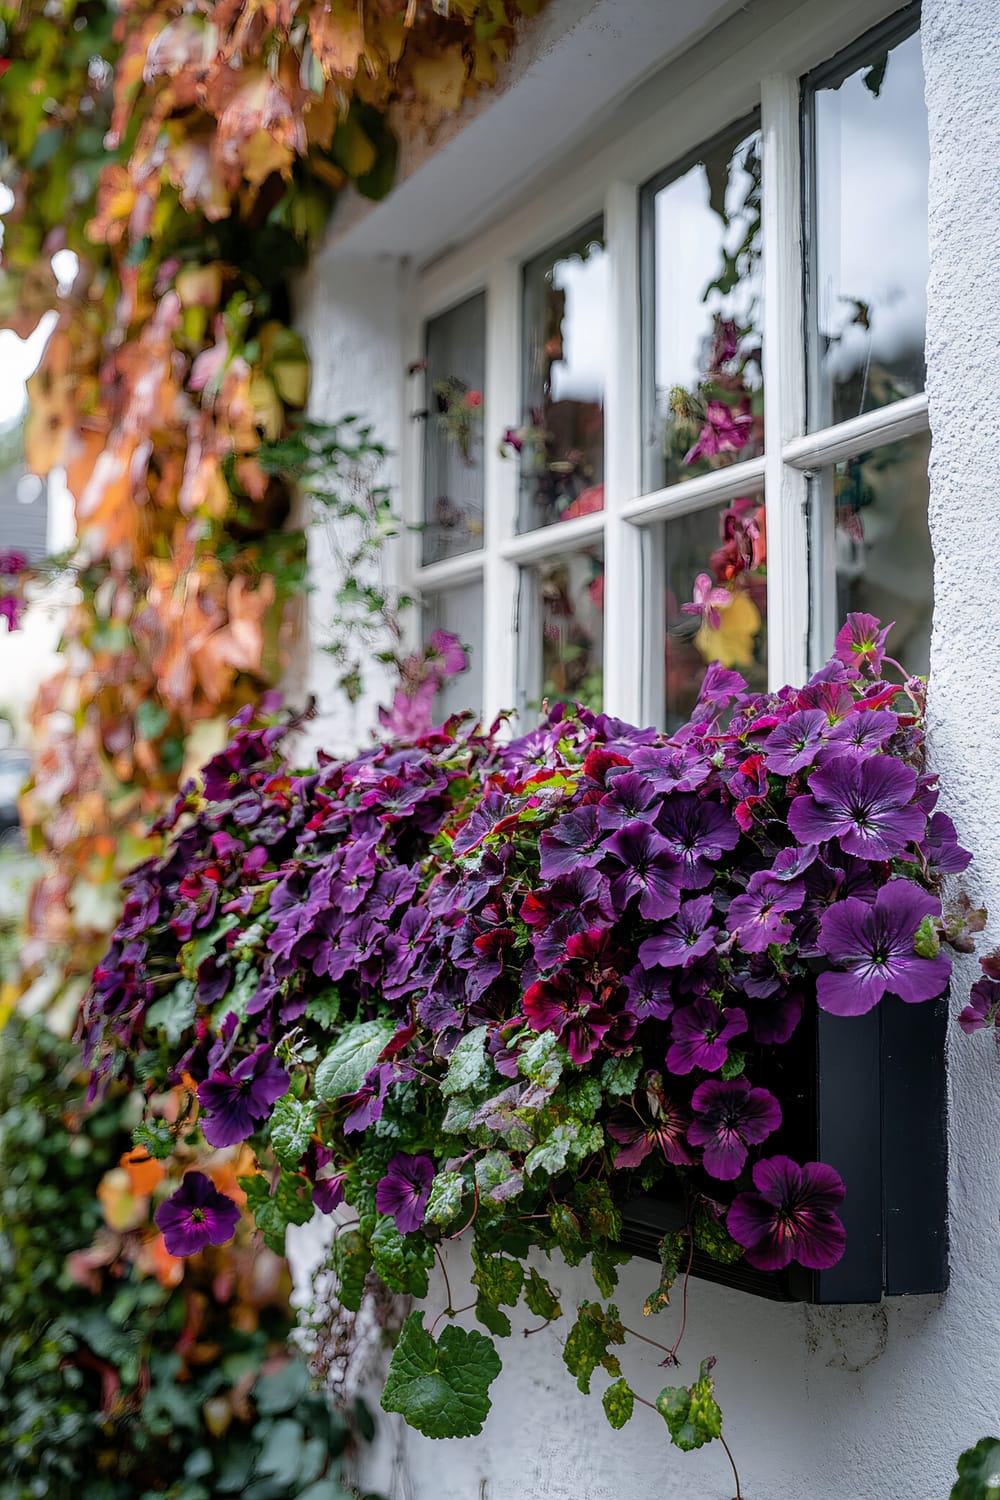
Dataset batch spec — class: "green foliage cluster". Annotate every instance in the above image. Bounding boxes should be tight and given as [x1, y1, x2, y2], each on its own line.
[0, 1011, 372, 1500]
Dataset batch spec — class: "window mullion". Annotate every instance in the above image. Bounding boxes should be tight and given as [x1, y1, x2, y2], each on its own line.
[761, 71, 809, 689]
[482, 259, 520, 722]
[602, 178, 643, 725]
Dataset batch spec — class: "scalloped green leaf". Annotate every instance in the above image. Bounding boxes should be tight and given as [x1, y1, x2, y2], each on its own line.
[656, 1359, 723, 1452]
[602, 1377, 634, 1430]
[441, 1025, 491, 1096]
[381, 1312, 501, 1439]
[425, 1170, 465, 1228]
[315, 1020, 394, 1101]
[269, 1093, 317, 1169]
[562, 1301, 625, 1395]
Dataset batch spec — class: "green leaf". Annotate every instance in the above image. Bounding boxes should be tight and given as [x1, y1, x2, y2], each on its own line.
[306, 989, 342, 1029]
[474, 1149, 524, 1205]
[315, 1020, 394, 1101]
[591, 1246, 629, 1299]
[256, 1416, 307, 1482]
[441, 1025, 491, 1096]
[380, 1312, 502, 1439]
[692, 1207, 742, 1265]
[548, 1203, 587, 1266]
[600, 1051, 642, 1099]
[269, 1094, 317, 1169]
[915, 914, 941, 959]
[425, 1170, 465, 1228]
[254, 1358, 312, 1415]
[370, 1215, 433, 1297]
[330, 1227, 373, 1313]
[602, 1377, 635, 1430]
[562, 1301, 625, 1395]
[239, 1171, 314, 1255]
[656, 1358, 723, 1452]
[132, 1118, 175, 1161]
[146, 981, 196, 1045]
[523, 1268, 561, 1321]
[952, 1438, 1000, 1500]
[566, 1077, 602, 1120]
[644, 1231, 686, 1316]
[517, 1029, 567, 1090]
[720, 1048, 747, 1081]
[475, 1299, 511, 1338]
[182, 914, 241, 977]
[574, 1180, 621, 1241]
[471, 1250, 523, 1309]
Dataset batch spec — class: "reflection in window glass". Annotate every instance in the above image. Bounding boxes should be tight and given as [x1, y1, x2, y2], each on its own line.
[812, 430, 932, 675]
[519, 551, 604, 712]
[422, 293, 486, 564]
[425, 582, 484, 720]
[661, 499, 768, 730]
[806, 19, 927, 429]
[644, 120, 763, 493]
[518, 221, 606, 532]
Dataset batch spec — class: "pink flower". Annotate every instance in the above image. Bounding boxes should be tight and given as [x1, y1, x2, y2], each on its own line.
[685, 401, 753, 465]
[464, 390, 483, 409]
[682, 574, 732, 631]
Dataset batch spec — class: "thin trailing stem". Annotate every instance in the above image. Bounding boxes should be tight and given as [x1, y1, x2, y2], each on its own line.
[433, 1242, 454, 1316]
[446, 1182, 480, 1240]
[622, 1325, 674, 1357]
[719, 1432, 744, 1500]
[428, 1300, 476, 1337]
[664, 1234, 695, 1365]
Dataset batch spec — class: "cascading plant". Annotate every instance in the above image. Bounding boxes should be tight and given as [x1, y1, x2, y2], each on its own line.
[81, 614, 983, 1496]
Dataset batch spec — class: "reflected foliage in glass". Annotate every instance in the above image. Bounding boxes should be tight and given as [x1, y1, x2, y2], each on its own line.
[421, 293, 486, 563]
[519, 222, 606, 531]
[425, 580, 484, 719]
[807, 21, 928, 428]
[645, 121, 763, 493]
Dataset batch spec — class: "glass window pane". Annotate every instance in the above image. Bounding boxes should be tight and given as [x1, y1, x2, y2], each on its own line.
[424, 581, 484, 720]
[806, 20, 927, 429]
[518, 221, 606, 532]
[643, 120, 763, 493]
[658, 498, 768, 730]
[421, 293, 486, 564]
[810, 430, 932, 675]
[518, 550, 604, 713]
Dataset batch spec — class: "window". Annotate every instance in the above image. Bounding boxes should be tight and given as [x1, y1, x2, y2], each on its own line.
[407, 1, 928, 729]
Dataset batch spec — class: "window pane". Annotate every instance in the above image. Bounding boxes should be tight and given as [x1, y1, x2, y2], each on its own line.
[806, 20, 927, 429]
[422, 293, 486, 564]
[424, 581, 484, 720]
[519, 550, 604, 713]
[811, 430, 932, 675]
[643, 120, 763, 493]
[658, 498, 768, 730]
[518, 221, 606, 532]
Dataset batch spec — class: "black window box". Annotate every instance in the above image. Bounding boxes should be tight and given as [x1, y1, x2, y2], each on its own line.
[619, 996, 948, 1303]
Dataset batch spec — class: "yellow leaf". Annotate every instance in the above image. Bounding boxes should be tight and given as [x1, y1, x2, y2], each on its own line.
[242, 128, 296, 188]
[410, 47, 468, 113]
[309, 0, 366, 79]
[695, 590, 762, 669]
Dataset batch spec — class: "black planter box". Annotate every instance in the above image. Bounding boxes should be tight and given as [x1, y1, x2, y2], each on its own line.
[620, 996, 949, 1303]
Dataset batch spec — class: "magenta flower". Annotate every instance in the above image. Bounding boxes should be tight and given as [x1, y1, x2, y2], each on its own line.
[666, 997, 747, 1075]
[638, 895, 719, 968]
[684, 400, 753, 465]
[197, 1044, 290, 1148]
[375, 1152, 435, 1234]
[596, 771, 658, 830]
[427, 629, 467, 678]
[727, 1156, 846, 1270]
[607, 1099, 693, 1168]
[688, 1079, 782, 1180]
[622, 964, 675, 1022]
[833, 613, 892, 675]
[727, 873, 804, 954]
[787, 753, 924, 859]
[825, 708, 898, 756]
[0, 595, 24, 631]
[0, 549, 28, 576]
[815, 882, 951, 1017]
[539, 805, 604, 878]
[522, 973, 612, 1064]
[154, 1171, 240, 1257]
[681, 573, 733, 631]
[958, 974, 1000, 1034]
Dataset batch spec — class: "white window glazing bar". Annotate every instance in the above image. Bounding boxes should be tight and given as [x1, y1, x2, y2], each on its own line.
[482, 259, 521, 721]
[621, 457, 766, 526]
[781, 390, 929, 471]
[602, 179, 644, 724]
[761, 71, 809, 689]
[499, 510, 606, 566]
[412, 552, 485, 592]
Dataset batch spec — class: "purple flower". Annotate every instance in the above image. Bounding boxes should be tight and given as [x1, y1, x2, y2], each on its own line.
[622, 964, 675, 1022]
[375, 1152, 435, 1234]
[596, 771, 658, 830]
[761, 710, 830, 776]
[787, 754, 924, 860]
[427, 629, 467, 678]
[727, 874, 804, 954]
[727, 1156, 846, 1271]
[0, 595, 24, 631]
[833, 613, 892, 675]
[688, 1079, 782, 1180]
[604, 822, 682, 920]
[656, 793, 739, 888]
[920, 811, 972, 875]
[666, 997, 747, 1074]
[638, 895, 719, 969]
[815, 882, 951, 1016]
[607, 1099, 693, 1168]
[958, 975, 1000, 1034]
[825, 708, 898, 755]
[539, 806, 604, 879]
[154, 1171, 240, 1257]
[197, 1044, 290, 1148]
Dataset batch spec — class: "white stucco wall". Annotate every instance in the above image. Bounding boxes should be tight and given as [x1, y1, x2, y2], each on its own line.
[292, 2, 1000, 1496]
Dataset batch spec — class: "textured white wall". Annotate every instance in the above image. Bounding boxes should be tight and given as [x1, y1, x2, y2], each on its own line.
[294, 3, 1000, 1495]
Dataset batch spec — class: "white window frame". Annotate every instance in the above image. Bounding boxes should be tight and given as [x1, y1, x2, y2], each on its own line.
[402, 0, 926, 729]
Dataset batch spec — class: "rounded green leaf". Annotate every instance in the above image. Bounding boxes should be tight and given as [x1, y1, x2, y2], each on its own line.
[381, 1311, 502, 1439]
